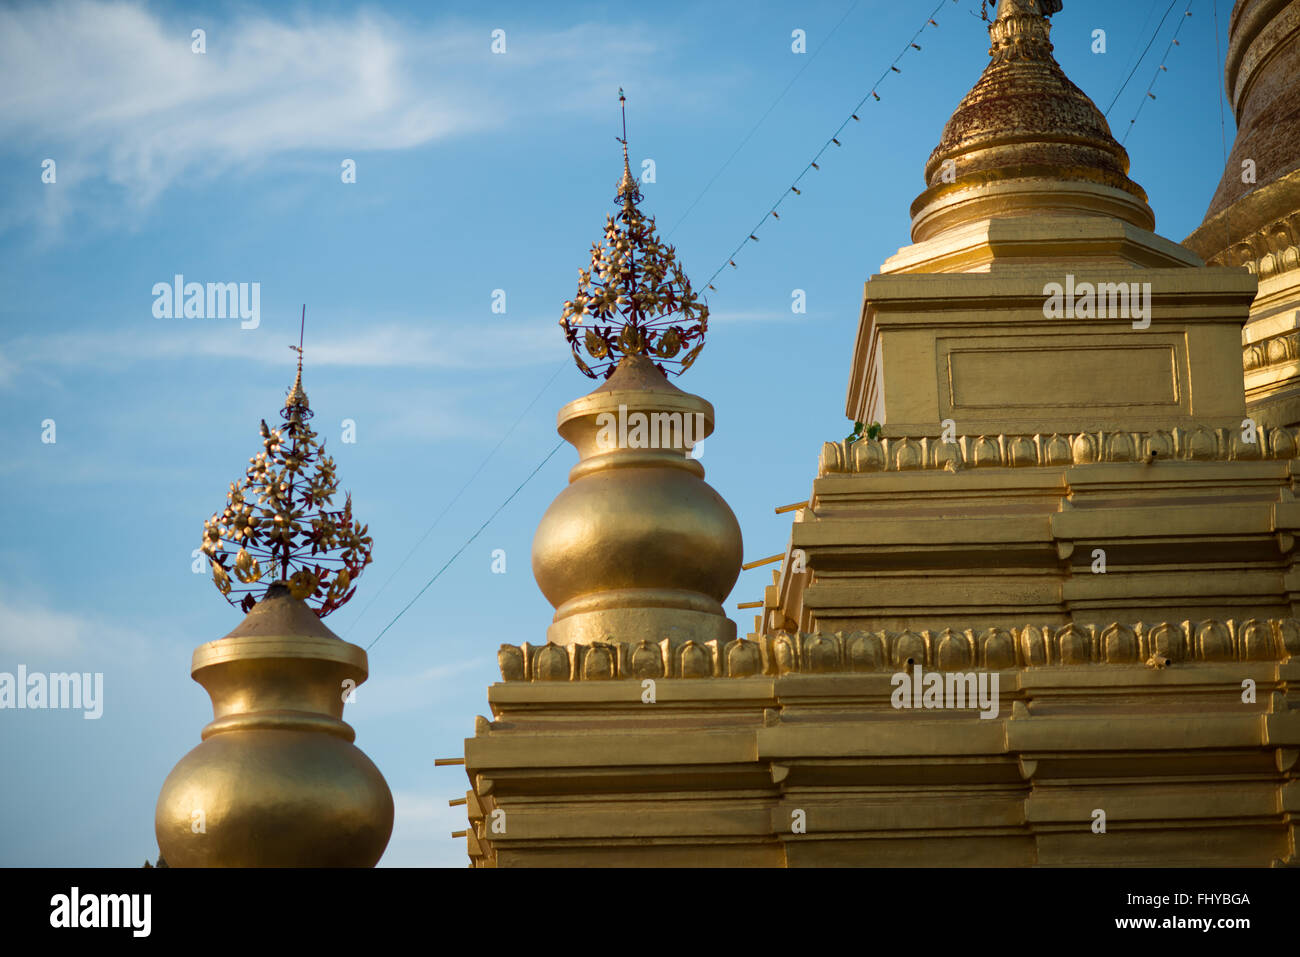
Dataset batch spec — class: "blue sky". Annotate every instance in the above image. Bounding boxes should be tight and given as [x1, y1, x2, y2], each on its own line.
[0, 0, 1234, 866]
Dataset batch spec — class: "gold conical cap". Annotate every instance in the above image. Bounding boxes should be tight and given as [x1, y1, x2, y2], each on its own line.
[910, 0, 1153, 242]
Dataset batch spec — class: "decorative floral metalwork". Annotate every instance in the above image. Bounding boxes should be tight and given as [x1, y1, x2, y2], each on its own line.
[201, 335, 373, 617]
[560, 92, 709, 379]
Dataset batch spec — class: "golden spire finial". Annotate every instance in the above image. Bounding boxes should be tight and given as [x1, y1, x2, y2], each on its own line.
[201, 305, 374, 617]
[559, 90, 709, 380]
[617, 88, 638, 205]
[983, 0, 1061, 21]
[286, 304, 309, 411]
[977, 0, 1055, 63]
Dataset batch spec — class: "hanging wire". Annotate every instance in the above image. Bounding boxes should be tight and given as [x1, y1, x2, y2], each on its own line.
[665, 0, 863, 240]
[727, 0, 1210, 612]
[365, 0, 1219, 644]
[1211, 0, 1234, 256]
[343, 357, 568, 641]
[1120, 1, 1196, 145]
[1103, 0, 1180, 116]
[698, 0, 952, 294]
[367, 439, 567, 650]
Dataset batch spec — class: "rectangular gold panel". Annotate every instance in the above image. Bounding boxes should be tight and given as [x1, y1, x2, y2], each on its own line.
[942, 337, 1182, 414]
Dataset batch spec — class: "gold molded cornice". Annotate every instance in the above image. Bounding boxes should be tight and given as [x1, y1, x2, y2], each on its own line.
[192, 633, 363, 668]
[556, 354, 714, 461]
[818, 425, 1298, 476]
[1186, 169, 1300, 276]
[1245, 327, 1300, 370]
[496, 617, 1300, 680]
[885, 214, 1201, 275]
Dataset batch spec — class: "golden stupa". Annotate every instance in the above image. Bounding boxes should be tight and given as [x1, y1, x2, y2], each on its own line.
[538, 117, 742, 650]
[454, 0, 1300, 867]
[156, 339, 393, 867]
[1185, 0, 1300, 429]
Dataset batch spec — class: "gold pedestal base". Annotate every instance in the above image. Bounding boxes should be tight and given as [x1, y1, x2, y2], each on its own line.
[547, 595, 736, 648]
[532, 355, 743, 651]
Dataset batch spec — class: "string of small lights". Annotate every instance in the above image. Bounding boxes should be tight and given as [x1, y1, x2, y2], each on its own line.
[362, 5, 979, 648]
[665, 0, 863, 240]
[372, 0, 1216, 648]
[698, 0, 954, 296]
[1119, 1, 1196, 146]
[1103, 0, 1180, 117]
[708, 0, 960, 617]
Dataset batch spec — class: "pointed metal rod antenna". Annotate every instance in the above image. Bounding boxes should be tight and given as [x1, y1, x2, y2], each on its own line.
[291, 304, 306, 366]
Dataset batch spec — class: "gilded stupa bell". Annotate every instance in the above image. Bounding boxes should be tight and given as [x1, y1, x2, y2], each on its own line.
[156, 336, 393, 866]
[911, 0, 1154, 245]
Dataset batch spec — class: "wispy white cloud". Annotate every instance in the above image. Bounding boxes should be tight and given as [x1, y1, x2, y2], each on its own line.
[0, 597, 87, 657]
[710, 309, 815, 323]
[0, 453, 195, 487]
[0, 348, 16, 388]
[344, 657, 493, 718]
[0, 593, 153, 661]
[416, 659, 485, 682]
[383, 788, 472, 867]
[2, 3, 465, 209]
[1, 317, 559, 383]
[0, 1, 670, 235]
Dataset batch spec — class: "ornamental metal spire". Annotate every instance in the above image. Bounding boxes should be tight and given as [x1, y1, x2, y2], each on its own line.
[617, 88, 639, 207]
[981, 0, 1062, 19]
[560, 90, 709, 379]
[201, 306, 374, 616]
[286, 304, 308, 411]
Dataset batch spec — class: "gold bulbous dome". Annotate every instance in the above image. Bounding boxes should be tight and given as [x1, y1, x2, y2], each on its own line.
[532, 355, 742, 647]
[911, 0, 1153, 242]
[155, 583, 393, 866]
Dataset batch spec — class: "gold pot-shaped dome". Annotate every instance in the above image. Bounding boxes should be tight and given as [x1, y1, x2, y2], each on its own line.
[910, 0, 1153, 243]
[532, 355, 743, 648]
[155, 583, 393, 866]
[1184, 0, 1300, 268]
[1201, 0, 1300, 222]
